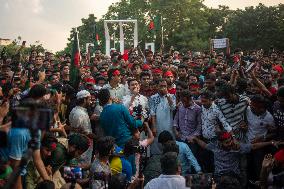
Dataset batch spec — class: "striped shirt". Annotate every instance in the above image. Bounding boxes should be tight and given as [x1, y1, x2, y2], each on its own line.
[216, 95, 249, 141]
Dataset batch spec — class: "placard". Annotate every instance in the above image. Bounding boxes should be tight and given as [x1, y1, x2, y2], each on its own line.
[213, 38, 227, 49]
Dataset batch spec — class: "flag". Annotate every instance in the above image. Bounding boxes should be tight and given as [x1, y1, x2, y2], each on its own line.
[154, 15, 161, 32]
[148, 16, 161, 32]
[94, 23, 100, 47]
[149, 20, 154, 31]
[70, 28, 80, 89]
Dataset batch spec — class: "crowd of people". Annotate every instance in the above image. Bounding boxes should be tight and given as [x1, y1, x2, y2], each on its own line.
[0, 44, 284, 189]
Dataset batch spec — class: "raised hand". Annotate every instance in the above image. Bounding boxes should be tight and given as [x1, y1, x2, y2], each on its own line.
[262, 154, 274, 170]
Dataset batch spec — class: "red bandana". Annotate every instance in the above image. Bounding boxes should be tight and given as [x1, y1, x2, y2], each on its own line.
[84, 78, 96, 84]
[190, 83, 200, 89]
[113, 70, 120, 76]
[274, 149, 284, 165]
[142, 64, 151, 71]
[50, 142, 57, 150]
[153, 68, 162, 74]
[164, 71, 174, 77]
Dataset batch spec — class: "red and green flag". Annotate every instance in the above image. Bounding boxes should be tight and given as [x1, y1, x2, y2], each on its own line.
[70, 28, 80, 89]
[149, 20, 155, 31]
[94, 24, 100, 48]
[148, 15, 161, 32]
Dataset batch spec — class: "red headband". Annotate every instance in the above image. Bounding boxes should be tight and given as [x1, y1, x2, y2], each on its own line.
[164, 71, 173, 77]
[274, 149, 284, 165]
[153, 68, 162, 74]
[274, 65, 284, 74]
[113, 70, 120, 76]
[50, 142, 57, 150]
[84, 78, 96, 84]
[142, 64, 151, 71]
[207, 67, 216, 73]
[83, 65, 90, 69]
[190, 84, 200, 89]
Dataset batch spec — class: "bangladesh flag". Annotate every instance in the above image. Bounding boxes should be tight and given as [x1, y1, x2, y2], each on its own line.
[94, 23, 100, 48]
[148, 15, 161, 32]
[149, 20, 154, 31]
[70, 28, 80, 90]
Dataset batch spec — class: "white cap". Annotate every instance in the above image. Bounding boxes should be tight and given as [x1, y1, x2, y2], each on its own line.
[76, 90, 91, 99]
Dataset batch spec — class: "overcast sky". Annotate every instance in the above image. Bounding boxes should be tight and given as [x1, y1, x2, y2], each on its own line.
[0, 0, 282, 52]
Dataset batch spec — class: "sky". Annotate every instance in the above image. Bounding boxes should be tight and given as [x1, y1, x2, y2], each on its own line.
[0, 0, 282, 52]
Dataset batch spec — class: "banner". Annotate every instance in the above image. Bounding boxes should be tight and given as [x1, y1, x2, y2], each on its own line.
[213, 38, 227, 49]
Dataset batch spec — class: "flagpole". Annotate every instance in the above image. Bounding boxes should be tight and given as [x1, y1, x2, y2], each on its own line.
[75, 27, 81, 65]
[161, 15, 164, 48]
[113, 32, 116, 49]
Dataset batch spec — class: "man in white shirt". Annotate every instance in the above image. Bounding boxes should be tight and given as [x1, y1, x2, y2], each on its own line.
[200, 91, 232, 141]
[103, 69, 127, 103]
[122, 78, 149, 121]
[246, 94, 275, 143]
[149, 79, 176, 155]
[199, 90, 232, 173]
[145, 152, 189, 189]
[69, 90, 93, 165]
[246, 94, 275, 181]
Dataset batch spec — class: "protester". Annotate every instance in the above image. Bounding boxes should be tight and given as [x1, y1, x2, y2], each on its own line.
[98, 88, 142, 147]
[193, 131, 280, 186]
[144, 152, 189, 189]
[149, 79, 176, 155]
[69, 90, 93, 165]
[158, 131, 202, 175]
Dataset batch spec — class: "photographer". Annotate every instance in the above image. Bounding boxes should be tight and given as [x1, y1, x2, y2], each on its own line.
[39, 133, 90, 188]
[90, 136, 114, 189]
[26, 133, 57, 189]
[0, 87, 53, 189]
[130, 122, 154, 178]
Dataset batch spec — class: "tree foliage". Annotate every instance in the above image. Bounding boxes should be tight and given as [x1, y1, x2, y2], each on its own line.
[62, 1, 284, 54]
[0, 38, 45, 59]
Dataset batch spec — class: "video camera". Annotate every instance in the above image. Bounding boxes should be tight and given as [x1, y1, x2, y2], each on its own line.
[132, 104, 143, 120]
[11, 99, 52, 131]
[134, 145, 147, 178]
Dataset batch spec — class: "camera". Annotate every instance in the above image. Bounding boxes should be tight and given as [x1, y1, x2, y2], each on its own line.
[132, 104, 143, 120]
[134, 145, 147, 154]
[11, 100, 52, 131]
[134, 145, 147, 178]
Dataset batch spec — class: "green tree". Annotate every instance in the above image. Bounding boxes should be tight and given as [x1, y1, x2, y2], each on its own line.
[62, 1, 284, 55]
[223, 3, 284, 50]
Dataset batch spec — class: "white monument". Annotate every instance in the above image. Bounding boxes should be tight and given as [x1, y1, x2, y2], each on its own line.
[104, 20, 138, 56]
